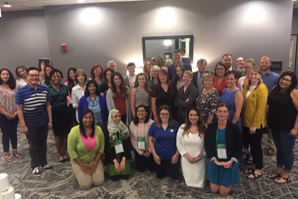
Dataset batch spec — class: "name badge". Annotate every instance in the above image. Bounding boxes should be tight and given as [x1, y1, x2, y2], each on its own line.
[115, 139, 124, 154]
[137, 137, 146, 151]
[217, 143, 227, 159]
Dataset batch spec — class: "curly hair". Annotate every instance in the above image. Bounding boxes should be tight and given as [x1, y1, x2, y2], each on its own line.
[0, 68, 16, 90]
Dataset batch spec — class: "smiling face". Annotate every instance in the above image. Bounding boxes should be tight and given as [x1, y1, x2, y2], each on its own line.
[249, 69, 261, 85]
[77, 73, 86, 84]
[198, 62, 206, 74]
[82, 112, 93, 128]
[45, 67, 52, 77]
[113, 75, 122, 87]
[158, 72, 168, 84]
[260, 57, 271, 72]
[222, 55, 232, 69]
[244, 62, 253, 76]
[216, 106, 229, 121]
[188, 110, 199, 125]
[279, 75, 292, 91]
[127, 65, 135, 76]
[106, 71, 112, 82]
[93, 67, 101, 77]
[136, 107, 147, 121]
[88, 83, 96, 94]
[174, 52, 181, 63]
[215, 65, 226, 77]
[203, 77, 214, 89]
[236, 57, 244, 71]
[176, 67, 183, 78]
[183, 73, 192, 85]
[113, 112, 121, 124]
[27, 69, 40, 86]
[17, 68, 27, 78]
[152, 69, 159, 79]
[137, 74, 146, 87]
[226, 73, 236, 88]
[159, 109, 170, 123]
[146, 61, 152, 72]
[109, 62, 117, 71]
[51, 72, 62, 85]
[0, 70, 10, 83]
[69, 70, 75, 80]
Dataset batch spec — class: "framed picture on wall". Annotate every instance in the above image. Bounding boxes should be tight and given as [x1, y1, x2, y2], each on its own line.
[37, 57, 51, 72]
[271, 61, 282, 72]
[164, 52, 172, 59]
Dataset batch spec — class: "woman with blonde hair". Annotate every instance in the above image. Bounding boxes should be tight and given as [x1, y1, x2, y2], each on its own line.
[238, 58, 255, 91]
[72, 69, 87, 123]
[15, 65, 28, 91]
[149, 65, 160, 90]
[143, 59, 154, 81]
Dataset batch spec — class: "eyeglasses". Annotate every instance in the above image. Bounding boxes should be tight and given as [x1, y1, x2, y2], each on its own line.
[28, 74, 39, 77]
[137, 110, 146, 113]
[281, 77, 291, 83]
[160, 113, 170, 116]
[216, 68, 225, 71]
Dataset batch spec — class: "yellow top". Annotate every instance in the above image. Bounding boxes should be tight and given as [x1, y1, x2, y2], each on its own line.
[242, 82, 268, 129]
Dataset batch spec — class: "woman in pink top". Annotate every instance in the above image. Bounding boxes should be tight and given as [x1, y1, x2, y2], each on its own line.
[129, 105, 155, 172]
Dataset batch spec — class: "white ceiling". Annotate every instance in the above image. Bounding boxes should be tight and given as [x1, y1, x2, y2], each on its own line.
[0, 0, 158, 11]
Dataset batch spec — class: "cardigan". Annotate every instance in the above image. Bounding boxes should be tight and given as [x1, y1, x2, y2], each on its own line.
[106, 87, 132, 126]
[204, 122, 243, 163]
[67, 125, 105, 163]
[242, 82, 268, 129]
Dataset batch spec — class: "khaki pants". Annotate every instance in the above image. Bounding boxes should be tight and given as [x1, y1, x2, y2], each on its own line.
[71, 159, 104, 190]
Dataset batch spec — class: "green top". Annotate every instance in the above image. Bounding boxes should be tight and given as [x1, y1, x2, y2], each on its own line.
[48, 84, 68, 107]
[67, 125, 105, 163]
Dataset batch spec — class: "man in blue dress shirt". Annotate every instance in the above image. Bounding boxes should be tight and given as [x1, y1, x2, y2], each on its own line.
[168, 49, 192, 80]
[260, 56, 280, 156]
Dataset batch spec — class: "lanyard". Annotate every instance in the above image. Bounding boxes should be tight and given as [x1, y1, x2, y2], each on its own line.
[216, 129, 227, 159]
[137, 124, 146, 151]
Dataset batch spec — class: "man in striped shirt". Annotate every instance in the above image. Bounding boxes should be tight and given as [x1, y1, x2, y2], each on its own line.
[16, 67, 53, 176]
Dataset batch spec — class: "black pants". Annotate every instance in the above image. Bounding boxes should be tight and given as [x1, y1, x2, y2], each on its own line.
[135, 150, 155, 172]
[28, 124, 48, 169]
[243, 127, 266, 169]
[155, 159, 179, 180]
[0, 114, 18, 152]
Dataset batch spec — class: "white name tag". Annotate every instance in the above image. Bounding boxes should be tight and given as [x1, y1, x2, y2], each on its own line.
[115, 139, 124, 154]
[217, 148, 227, 159]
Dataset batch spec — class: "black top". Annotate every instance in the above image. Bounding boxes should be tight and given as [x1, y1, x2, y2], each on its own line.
[151, 82, 177, 116]
[204, 122, 243, 161]
[99, 82, 109, 97]
[268, 89, 297, 131]
[103, 126, 131, 165]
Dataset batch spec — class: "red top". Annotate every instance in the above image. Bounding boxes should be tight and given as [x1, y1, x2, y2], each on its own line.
[115, 95, 127, 115]
[213, 76, 227, 97]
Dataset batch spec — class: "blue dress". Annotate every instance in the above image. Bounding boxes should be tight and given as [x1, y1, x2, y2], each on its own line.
[220, 88, 242, 133]
[207, 128, 240, 187]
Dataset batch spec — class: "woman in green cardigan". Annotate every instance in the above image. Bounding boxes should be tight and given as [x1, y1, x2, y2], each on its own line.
[68, 109, 105, 190]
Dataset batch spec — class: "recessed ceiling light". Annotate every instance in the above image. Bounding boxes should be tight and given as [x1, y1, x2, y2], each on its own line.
[78, 0, 85, 3]
[4, 2, 11, 7]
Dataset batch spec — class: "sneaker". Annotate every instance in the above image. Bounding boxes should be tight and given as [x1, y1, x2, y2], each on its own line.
[32, 167, 42, 176]
[42, 165, 53, 171]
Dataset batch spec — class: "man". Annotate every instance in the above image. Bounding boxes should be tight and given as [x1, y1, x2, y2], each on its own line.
[236, 56, 245, 77]
[123, 62, 136, 89]
[222, 54, 242, 79]
[192, 58, 209, 94]
[180, 48, 191, 66]
[16, 67, 53, 176]
[107, 60, 117, 71]
[260, 56, 280, 156]
[168, 49, 192, 80]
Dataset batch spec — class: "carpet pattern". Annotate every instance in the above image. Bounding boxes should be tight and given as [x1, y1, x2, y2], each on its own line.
[0, 124, 298, 199]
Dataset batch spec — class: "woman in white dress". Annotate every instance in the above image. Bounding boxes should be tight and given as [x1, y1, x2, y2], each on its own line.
[15, 65, 28, 91]
[176, 107, 207, 188]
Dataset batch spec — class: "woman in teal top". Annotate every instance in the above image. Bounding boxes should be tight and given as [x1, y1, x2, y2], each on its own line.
[68, 109, 105, 190]
[48, 69, 70, 163]
[204, 103, 243, 197]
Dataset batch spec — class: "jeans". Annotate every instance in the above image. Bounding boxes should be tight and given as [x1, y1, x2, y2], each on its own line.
[272, 130, 297, 173]
[28, 124, 48, 169]
[0, 114, 18, 152]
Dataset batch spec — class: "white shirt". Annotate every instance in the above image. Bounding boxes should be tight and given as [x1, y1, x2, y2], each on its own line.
[71, 84, 85, 122]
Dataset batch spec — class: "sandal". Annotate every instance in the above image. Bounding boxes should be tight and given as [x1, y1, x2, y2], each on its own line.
[4, 154, 13, 162]
[247, 155, 253, 165]
[13, 151, 23, 159]
[274, 176, 290, 184]
[247, 172, 262, 179]
[244, 168, 254, 175]
[267, 171, 282, 179]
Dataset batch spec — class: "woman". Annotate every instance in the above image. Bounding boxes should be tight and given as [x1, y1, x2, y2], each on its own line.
[196, 73, 219, 124]
[41, 65, 53, 86]
[242, 66, 268, 179]
[267, 71, 298, 184]
[72, 69, 87, 123]
[48, 69, 70, 162]
[149, 65, 160, 90]
[213, 62, 228, 97]
[78, 80, 108, 127]
[175, 71, 198, 124]
[172, 65, 185, 89]
[143, 59, 154, 81]
[151, 67, 177, 121]
[106, 72, 132, 126]
[68, 109, 105, 190]
[0, 68, 22, 162]
[15, 65, 28, 91]
[99, 68, 114, 97]
[130, 73, 151, 119]
[129, 105, 155, 172]
[165, 58, 173, 68]
[148, 105, 180, 179]
[176, 107, 207, 188]
[238, 58, 255, 92]
[154, 55, 165, 67]
[65, 67, 77, 126]
[105, 109, 131, 181]
[220, 71, 243, 133]
[90, 64, 104, 86]
[204, 103, 242, 196]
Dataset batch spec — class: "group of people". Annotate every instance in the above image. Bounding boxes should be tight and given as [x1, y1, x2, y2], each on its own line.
[0, 49, 297, 196]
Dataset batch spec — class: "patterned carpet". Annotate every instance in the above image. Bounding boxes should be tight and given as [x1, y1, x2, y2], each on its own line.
[0, 123, 298, 199]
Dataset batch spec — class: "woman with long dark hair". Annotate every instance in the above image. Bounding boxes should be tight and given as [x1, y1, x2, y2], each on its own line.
[267, 71, 298, 184]
[172, 65, 185, 89]
[0, 68, 22, 162]
[65, 67, 77, 126]
[15, 65, 28, 91]
[177, 107, 207, 187]
[68, 109, 105, 189]
[99, 68, 114, 97]
[41, 65, 54, 86]
[106, 72, 132, 126]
